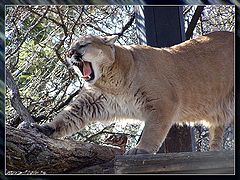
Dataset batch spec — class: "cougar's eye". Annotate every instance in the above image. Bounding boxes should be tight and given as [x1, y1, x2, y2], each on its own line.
[79, 44, 87, 48]
[78, 43, 89, 49]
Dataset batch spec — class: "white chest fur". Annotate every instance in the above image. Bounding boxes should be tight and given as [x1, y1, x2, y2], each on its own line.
[107, 93, 143, 121]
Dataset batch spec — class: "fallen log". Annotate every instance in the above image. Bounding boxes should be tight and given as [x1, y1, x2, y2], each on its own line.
[6, 125, 121, 174]
[6, 125, 234, 175]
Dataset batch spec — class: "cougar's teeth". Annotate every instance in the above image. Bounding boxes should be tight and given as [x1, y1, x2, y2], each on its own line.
[83, 76, 91, 80]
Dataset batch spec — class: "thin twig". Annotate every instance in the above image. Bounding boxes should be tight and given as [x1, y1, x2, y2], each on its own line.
[69, 6, 85, 44]
[27, 6, 62, 26]
[115, 12, 135, 37]
[84, 126, 139, 143]
[85, 11, 135, 38]
[51, 89, 80, 114]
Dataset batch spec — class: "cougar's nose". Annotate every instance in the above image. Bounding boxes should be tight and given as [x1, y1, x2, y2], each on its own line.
[67, 49, 83, 60]
[67, 49, 76, 58]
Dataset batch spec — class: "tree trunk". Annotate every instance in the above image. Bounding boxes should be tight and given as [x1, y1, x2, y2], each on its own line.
[6, 125, 121, 174]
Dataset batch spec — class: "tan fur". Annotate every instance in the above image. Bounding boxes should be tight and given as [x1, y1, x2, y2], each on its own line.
[45, 31, 234, 154]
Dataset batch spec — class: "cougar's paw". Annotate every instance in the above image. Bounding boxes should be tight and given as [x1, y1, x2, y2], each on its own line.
[17, 121, 32, 129]
[30, 123, 55, 137]
[124, 148, 150, 155]
[210, 144, 222, 151]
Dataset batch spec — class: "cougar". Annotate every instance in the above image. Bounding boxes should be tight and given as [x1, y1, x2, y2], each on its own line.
[34, 31, 234, 154]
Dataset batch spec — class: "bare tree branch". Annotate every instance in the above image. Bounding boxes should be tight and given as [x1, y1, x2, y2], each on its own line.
[27, 6, 62, 26]
[55, 89, 80, 112]
[6, 68, 34, 125]
[69, 6, 85, 44]
[6, 125, 121, 174]
[6, 6, 50, 61]
[185, 6, 205, 40]
[115, 12, 135, 37]
[85, 11, 135, 38]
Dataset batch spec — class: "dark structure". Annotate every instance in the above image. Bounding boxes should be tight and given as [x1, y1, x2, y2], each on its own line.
[144, 6, 185, 47]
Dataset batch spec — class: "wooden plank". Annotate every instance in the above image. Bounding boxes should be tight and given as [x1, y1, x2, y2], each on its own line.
[114, 150, 234, 174]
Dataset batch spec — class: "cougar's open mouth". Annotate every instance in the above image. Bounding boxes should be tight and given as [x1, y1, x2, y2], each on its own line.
[73, 60, 95, 82]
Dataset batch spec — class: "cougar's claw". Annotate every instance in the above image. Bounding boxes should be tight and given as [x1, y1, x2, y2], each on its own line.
[30, 123, 55, 137]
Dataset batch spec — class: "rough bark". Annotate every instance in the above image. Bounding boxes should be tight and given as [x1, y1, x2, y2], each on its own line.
[6, 125, 121, 174]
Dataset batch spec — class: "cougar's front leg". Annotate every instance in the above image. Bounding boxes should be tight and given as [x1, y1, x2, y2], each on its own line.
[34, 90, 109, 138]
[126, 108, 175, 155]
[128, 118, 173, 154]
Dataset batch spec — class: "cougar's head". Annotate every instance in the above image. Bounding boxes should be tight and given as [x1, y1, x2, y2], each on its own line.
[66, 35, 118, 85]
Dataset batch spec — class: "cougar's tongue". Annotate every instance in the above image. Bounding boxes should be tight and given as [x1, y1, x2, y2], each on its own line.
[82, 62, 92, 78]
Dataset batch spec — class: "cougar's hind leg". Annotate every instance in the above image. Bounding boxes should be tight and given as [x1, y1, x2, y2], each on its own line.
[209, 125, 225, 151]
[209, 89, 234, 151]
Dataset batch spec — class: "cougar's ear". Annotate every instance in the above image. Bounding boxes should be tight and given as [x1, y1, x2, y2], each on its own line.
[103, 35, 118, 45]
